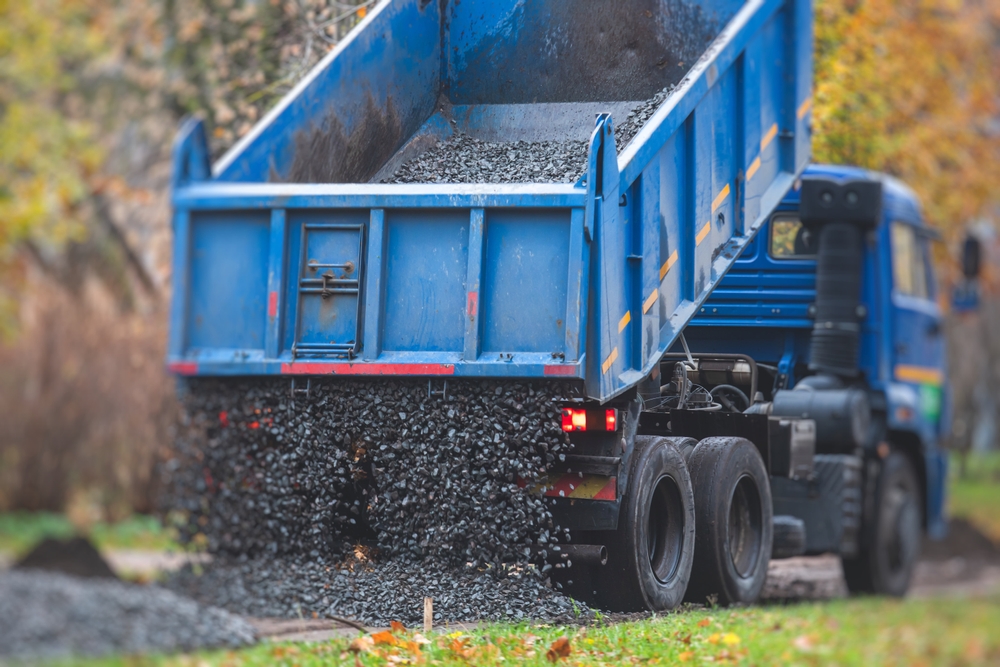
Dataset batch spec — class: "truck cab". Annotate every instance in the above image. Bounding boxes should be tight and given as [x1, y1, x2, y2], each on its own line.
[679, 163, 948, 589]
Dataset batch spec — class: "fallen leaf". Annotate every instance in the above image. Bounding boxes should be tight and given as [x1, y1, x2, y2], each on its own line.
[546, 636, 572, 662]
[450, 637, 474, 658]
[412, 633, 431, 645]
[390, 620, 406, 633]
[708, 633, 721, 645]
[372, 630, 398, 646]
[793, 634, 815, 651]
[679, 650, 695, 662]
[722, 633, 741, 646]
[349, 635, 374, 653]
[698, 618, 712, 627]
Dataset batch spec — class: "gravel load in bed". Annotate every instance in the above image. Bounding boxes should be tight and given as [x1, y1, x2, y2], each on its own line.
[382, 85, 676, 185]
[384, 135, 590, 184]
[613, 85, 677, 151]
[0, 570, 255, 660]
[168, 555, 583, 626]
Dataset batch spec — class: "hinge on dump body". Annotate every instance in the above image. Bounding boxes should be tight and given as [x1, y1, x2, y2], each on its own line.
[427, 380, 448, 400]
[290, 377, 312, 400]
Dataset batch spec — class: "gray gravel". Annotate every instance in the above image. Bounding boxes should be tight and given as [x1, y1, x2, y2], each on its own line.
[382, 86, 676, 185]
[162, 379, 576, 565]
[0, 570, 255, 661]
[613, 85, 677, 151]
[383, 134, 589, 184]
[167, 555, 585, 627]
[161, 378, 585, 625]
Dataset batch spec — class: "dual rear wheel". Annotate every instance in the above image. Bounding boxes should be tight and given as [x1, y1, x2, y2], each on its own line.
[597, 436, 772, 611]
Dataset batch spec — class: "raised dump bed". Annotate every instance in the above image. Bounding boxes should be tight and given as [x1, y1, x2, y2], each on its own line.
[169, 0, 813, 402]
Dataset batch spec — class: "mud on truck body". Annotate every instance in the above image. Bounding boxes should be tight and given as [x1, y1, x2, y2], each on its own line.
[167, 0, 947, 611]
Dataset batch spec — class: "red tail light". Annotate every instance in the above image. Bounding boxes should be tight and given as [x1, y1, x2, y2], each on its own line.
[561, 407, 618, 432]
[562, 408, 588, 431]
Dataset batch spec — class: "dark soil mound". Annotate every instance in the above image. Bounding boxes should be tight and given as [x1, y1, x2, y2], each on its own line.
[16, 536, 118, 580]
[921, 518, 1000, 562]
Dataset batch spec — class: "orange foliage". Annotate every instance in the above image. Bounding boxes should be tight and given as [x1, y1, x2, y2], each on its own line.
[813, 0, 1000, 238]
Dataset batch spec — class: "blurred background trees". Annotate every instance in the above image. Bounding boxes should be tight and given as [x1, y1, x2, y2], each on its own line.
[0, 0, 370, 518]
[0, 0, 997, 517]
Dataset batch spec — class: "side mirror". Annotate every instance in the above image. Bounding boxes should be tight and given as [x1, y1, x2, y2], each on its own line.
[962, 235, 981, 279]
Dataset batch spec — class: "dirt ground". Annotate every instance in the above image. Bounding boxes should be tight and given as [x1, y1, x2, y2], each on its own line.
[761, 518, 1000, 603]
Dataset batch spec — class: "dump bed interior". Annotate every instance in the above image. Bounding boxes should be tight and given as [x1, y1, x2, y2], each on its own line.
[215, 0, 743, 185]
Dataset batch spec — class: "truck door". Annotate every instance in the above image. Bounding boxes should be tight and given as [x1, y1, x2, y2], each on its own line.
[889, 221, 945, 427]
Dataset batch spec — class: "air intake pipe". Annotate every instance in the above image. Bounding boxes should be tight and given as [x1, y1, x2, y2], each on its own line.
[767, 179, 881, 453]
[799, 178, 882, 377]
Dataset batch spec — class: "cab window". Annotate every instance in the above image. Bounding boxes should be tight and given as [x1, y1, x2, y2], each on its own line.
[769, 216, 817, 259]
[890, 222, 930, 299]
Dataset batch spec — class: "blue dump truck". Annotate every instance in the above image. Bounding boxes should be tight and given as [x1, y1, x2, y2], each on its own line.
[168, 0, 947, 610]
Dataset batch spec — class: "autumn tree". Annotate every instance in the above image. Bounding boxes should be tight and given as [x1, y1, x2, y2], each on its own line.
[812, 0, 1000, 238]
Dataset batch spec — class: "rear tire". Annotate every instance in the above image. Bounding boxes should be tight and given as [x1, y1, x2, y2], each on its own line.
[685, 437, 773, 606]
[842, 451, 921, 596]
[596, 436, 696, 611]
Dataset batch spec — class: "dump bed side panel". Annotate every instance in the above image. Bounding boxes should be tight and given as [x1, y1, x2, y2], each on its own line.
[585, 0, 812, 400]
[214, 0, 441, 184]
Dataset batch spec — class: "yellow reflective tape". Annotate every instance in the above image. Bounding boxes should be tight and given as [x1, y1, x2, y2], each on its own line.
[761, 123, 779, 151]
[659, 249, 678, 281]
[895, 364, 943, 386]
[711, 183, 731, 213]
[602, 347, 619, 374]
[569, 474, 613, 499]
[618, 310, 631, 333]
[746, 156, 761, 182]
[643, 289, 658, 314]
[797, 97, 812, 120]
[696, 221, 712, 246]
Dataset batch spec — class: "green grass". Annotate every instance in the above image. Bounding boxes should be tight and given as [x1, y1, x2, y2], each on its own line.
[949, 451, 1000, 542]
[54, 596, 1000, 667]
[0, 512, 179, 556]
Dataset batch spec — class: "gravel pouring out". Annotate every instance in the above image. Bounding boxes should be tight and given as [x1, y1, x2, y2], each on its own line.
[162, 379, 587, 623]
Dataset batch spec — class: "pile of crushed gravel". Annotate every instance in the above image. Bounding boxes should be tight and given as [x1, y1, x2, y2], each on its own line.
[384, 135, 589, 184]
[167, 555, 584, 626]
[162, 379, 577, 566]
[613, 85, 677, 151]
[383, 86, 676, 185]
[0, 570, 255, 660]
